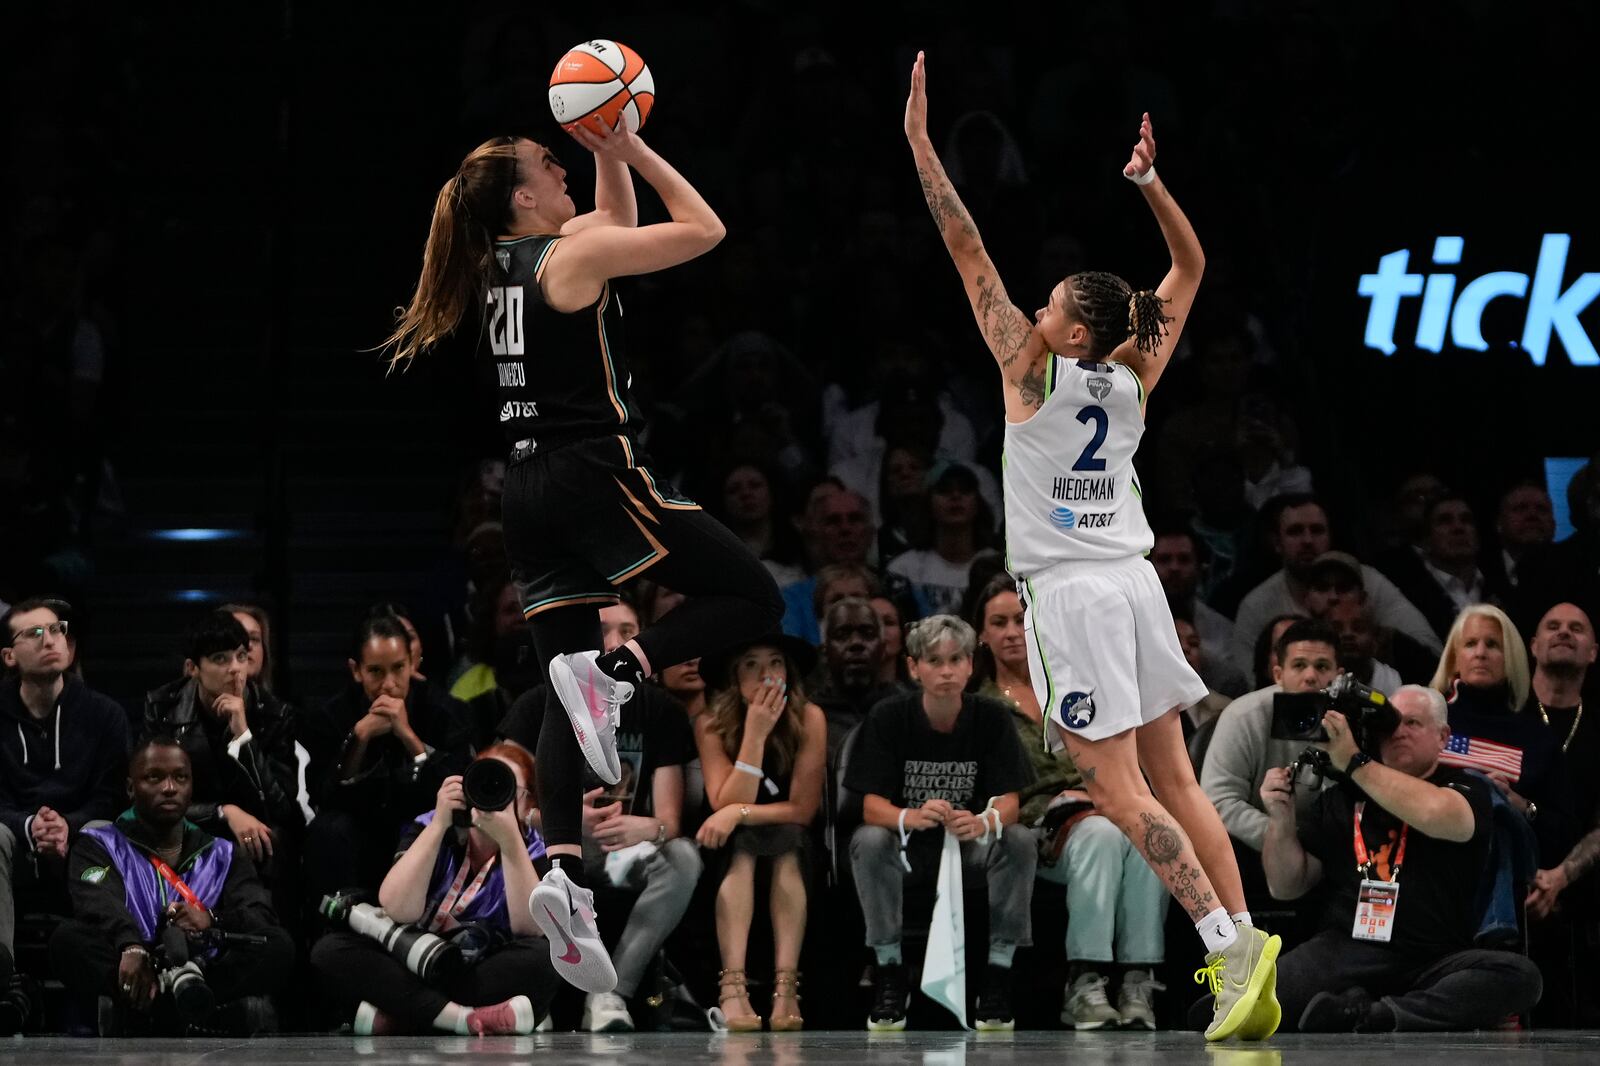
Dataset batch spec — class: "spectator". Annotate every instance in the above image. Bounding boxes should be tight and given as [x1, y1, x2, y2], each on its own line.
[301, 616, 472, 906]
[875, 444, 934, 563]
[869, 594, 909, 686]
[1304, 554, 1440, 684]
[367, 602, 430, 682]
[970, 577, 1168, 1031]
[1323, 599, 1402, 695]
[1232, 495, 1440, 670]
[1203, 619, 1341, 853]
[310, 745, 556, 1035]
[780, 488, 876, 643]
[143, 611, 305, 907]
[1258, 686, 1543, 1032]
[845, 615, 1035, 1032]
[1234, 393, 1314, 511]
[449, 576, 539, 750]
[1149, 528, 1249, 696]
[713, 463, 806, 588]
[1524, 604, 1599, 835]
[1252, 613, 1306, 691]
[51, 736, 293, 1036]
[1174, 616, 1231, 735]
[1486, 482, 1555, 593]
[1515, 451, 1600, 634]
[497, 602, 702, 1032]
[693, 634, 826, 1032]
[810, 598, 907, 763]
[886, 462, 1000, 618]
[1430, 605, 1575, 868]
[221, 603, 279, 695]
[1382, 495, 1504, 643]
[2, 597, 129, 1027]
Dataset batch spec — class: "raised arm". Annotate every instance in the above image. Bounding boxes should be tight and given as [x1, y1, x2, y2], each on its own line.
[904, 52, 1047, 420]
[1108, 114, 1205, 398]
[545, 120, 724, 310]
[561, 144, 638, 233]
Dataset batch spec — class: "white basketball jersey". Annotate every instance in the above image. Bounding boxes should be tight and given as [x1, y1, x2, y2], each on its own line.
[1003, 357, 1152, 576]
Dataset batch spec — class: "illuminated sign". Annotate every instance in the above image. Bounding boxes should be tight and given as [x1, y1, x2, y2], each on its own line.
[1358, 234, 1600, 365]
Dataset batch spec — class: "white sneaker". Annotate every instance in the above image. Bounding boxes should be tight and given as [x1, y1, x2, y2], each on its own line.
[582, 991, 635, 1033]
[530, 865, 617, 993]
[549, 651, 632, 785]
[1116, 969, 1165, 1030]
[1062, 972, 1122, 1030]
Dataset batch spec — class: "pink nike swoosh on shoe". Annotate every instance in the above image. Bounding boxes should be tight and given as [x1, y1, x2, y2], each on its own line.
[585, 666, 610, 726]
[543, 906, 583, 965]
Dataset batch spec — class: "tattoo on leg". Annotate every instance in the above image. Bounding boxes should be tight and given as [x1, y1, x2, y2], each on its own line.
[1139, 812, 1182, 864]
[1080, 765, 1097, 786]
[1132, 813, 1216, 921]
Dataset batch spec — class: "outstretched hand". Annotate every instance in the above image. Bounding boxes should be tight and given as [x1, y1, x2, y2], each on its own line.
[1123, 112, 1157, 179]
[904, 50, 929, 144]
[571, 115, 645, 165]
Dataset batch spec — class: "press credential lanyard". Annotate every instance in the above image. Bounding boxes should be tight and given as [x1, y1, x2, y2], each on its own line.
[1351, 801, 1407, 943]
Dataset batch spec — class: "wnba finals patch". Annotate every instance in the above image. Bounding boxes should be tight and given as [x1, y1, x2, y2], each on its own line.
[1060, 691, 1096, 729]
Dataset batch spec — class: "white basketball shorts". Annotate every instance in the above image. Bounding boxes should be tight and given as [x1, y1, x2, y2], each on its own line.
[1019, 554, 1208, 747]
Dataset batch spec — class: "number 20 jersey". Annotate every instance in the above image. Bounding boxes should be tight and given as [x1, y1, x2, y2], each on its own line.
[1002, 357, 1153, 577]
[480, 234, 637, 448]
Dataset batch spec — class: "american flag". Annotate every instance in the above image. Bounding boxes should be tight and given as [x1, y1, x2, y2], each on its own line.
[1438, 732, 1523, 780]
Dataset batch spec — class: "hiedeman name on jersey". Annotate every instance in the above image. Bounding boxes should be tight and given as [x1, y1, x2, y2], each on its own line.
[1052, 475, 1115, 502]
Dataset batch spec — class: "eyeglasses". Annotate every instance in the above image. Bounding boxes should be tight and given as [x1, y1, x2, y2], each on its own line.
[10, 620, 69, 646]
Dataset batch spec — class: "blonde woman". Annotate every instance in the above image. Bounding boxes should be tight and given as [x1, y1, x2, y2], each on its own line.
[1430, 605, 1574, 863]
[694, 635, 826, 1032]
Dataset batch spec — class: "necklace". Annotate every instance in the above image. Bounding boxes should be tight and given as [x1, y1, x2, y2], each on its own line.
[1535, 699, 1584, 753]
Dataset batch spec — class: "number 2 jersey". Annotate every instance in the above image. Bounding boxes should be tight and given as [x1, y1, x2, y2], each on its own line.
[1002, 356, 1153, 576]
[479, 234, 639, 448]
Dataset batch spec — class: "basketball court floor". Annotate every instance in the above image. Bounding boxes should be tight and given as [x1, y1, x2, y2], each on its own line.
[6, 1031, 1598, 1066]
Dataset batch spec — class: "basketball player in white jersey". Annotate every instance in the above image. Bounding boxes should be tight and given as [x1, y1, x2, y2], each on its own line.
[905, 53, 1280, 1041]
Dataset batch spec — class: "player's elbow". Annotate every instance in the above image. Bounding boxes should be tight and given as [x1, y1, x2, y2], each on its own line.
[699, 217, 727, 249]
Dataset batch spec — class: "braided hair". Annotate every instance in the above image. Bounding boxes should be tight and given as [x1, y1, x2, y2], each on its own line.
[1065, 271, 1172, 358]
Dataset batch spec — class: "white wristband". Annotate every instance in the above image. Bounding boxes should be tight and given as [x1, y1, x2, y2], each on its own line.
[734, 760, 763, 778]
[1126, 165, 1157, 187]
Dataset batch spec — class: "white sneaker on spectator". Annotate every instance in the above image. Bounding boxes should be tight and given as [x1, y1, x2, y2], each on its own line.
[1062, 972, 1122, 1030]
[530, 865, 617, 993]
[1117, 969, 1165, 1030]
[549, 651, 632, 785]
[582, 991, 635, 1032]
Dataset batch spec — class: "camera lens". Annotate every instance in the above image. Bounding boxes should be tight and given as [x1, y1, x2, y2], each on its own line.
[462, 758, 517, 812]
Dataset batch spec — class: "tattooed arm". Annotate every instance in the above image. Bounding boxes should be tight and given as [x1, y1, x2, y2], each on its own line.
[1527, 823, 1600, 919]
[1107, 113, 1204, 398]
[904, 52, 1046, 418]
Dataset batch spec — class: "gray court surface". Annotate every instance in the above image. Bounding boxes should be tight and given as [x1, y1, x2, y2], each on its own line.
[4, 1031, 1599, 1066]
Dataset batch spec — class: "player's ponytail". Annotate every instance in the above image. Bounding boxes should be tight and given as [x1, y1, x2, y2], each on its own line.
[1066, 271, 1171, 359]
[382, 138, 521, 371]
[1127, 289, 1172, 356]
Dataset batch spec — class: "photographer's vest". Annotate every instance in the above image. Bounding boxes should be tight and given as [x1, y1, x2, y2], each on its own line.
[81, 823, 234, 942]
[412, 810, 545, 934]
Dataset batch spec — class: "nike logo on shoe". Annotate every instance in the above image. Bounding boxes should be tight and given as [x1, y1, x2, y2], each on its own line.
[543, 906, 583, 965]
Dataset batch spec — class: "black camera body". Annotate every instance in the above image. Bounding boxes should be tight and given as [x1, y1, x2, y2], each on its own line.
[452, 758, 518, 830]
[1271, 674, 1398, 746]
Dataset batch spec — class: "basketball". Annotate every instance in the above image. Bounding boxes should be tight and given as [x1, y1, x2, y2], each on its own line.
[548, 40, 655, 137]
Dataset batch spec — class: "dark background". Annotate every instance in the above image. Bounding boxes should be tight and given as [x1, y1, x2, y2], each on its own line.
[4, 0, 1597, 703]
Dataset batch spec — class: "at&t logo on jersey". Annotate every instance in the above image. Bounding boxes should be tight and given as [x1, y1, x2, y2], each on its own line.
[1047, 506, 1115, 531]
[1060, 691, 1096, 730]
[499, 401, 539, 422]
[1049, 506, 1076, 529]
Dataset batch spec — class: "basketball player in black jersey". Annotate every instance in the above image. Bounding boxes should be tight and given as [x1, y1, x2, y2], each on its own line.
[383, 118, 782, 994]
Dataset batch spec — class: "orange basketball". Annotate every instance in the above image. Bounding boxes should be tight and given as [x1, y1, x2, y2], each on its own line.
[548, 40, 655, 137]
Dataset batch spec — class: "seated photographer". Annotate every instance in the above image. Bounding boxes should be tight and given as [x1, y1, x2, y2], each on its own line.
[143, 610, 305, 914]
[1202, 619, 1341, 854]
[1258, 685, 1542, 1031]
[1430, 605, 1576, 867]
[970, 576, 1167, 1030]
[694, 633, 827, 1033]
[846, 615, 1034, 1033]
[497, 601, 702, 1033]
[3, 597, 130, 1032]
[51, 735, 292, 1035]
[301, 615, 472, 905]
[310, 745, 556, 1035]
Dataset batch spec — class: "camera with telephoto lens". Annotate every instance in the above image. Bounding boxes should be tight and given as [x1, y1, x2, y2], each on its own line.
[1272, 674, 1400, 791]
[152, 923, 266, 1020]
[319, 892, 463, 980]
[452, 757, 518, 830]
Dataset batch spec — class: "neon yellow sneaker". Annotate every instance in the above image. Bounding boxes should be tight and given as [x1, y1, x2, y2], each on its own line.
[1195, 926, 1281, 1041]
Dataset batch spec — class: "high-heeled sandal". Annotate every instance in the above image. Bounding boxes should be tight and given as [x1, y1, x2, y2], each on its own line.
[769, 969, 804, 1032]
[718, 968, 762, 1032]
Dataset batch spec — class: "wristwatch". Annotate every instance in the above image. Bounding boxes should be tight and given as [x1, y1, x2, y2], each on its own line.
[654, 821, 668, 845]
[1525, 801, 1539, 822]
[1344, 752, 1375, 777]
[738, 805, 751, 823]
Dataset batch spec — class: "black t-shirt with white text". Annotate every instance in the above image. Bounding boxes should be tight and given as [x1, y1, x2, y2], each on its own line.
[1299, 764, 1493, 959]
[844, 692, 1033, 819]
[498, 682, 693, 816]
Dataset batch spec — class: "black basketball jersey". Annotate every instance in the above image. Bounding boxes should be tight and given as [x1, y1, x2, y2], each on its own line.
[480, 234, 637, 448]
